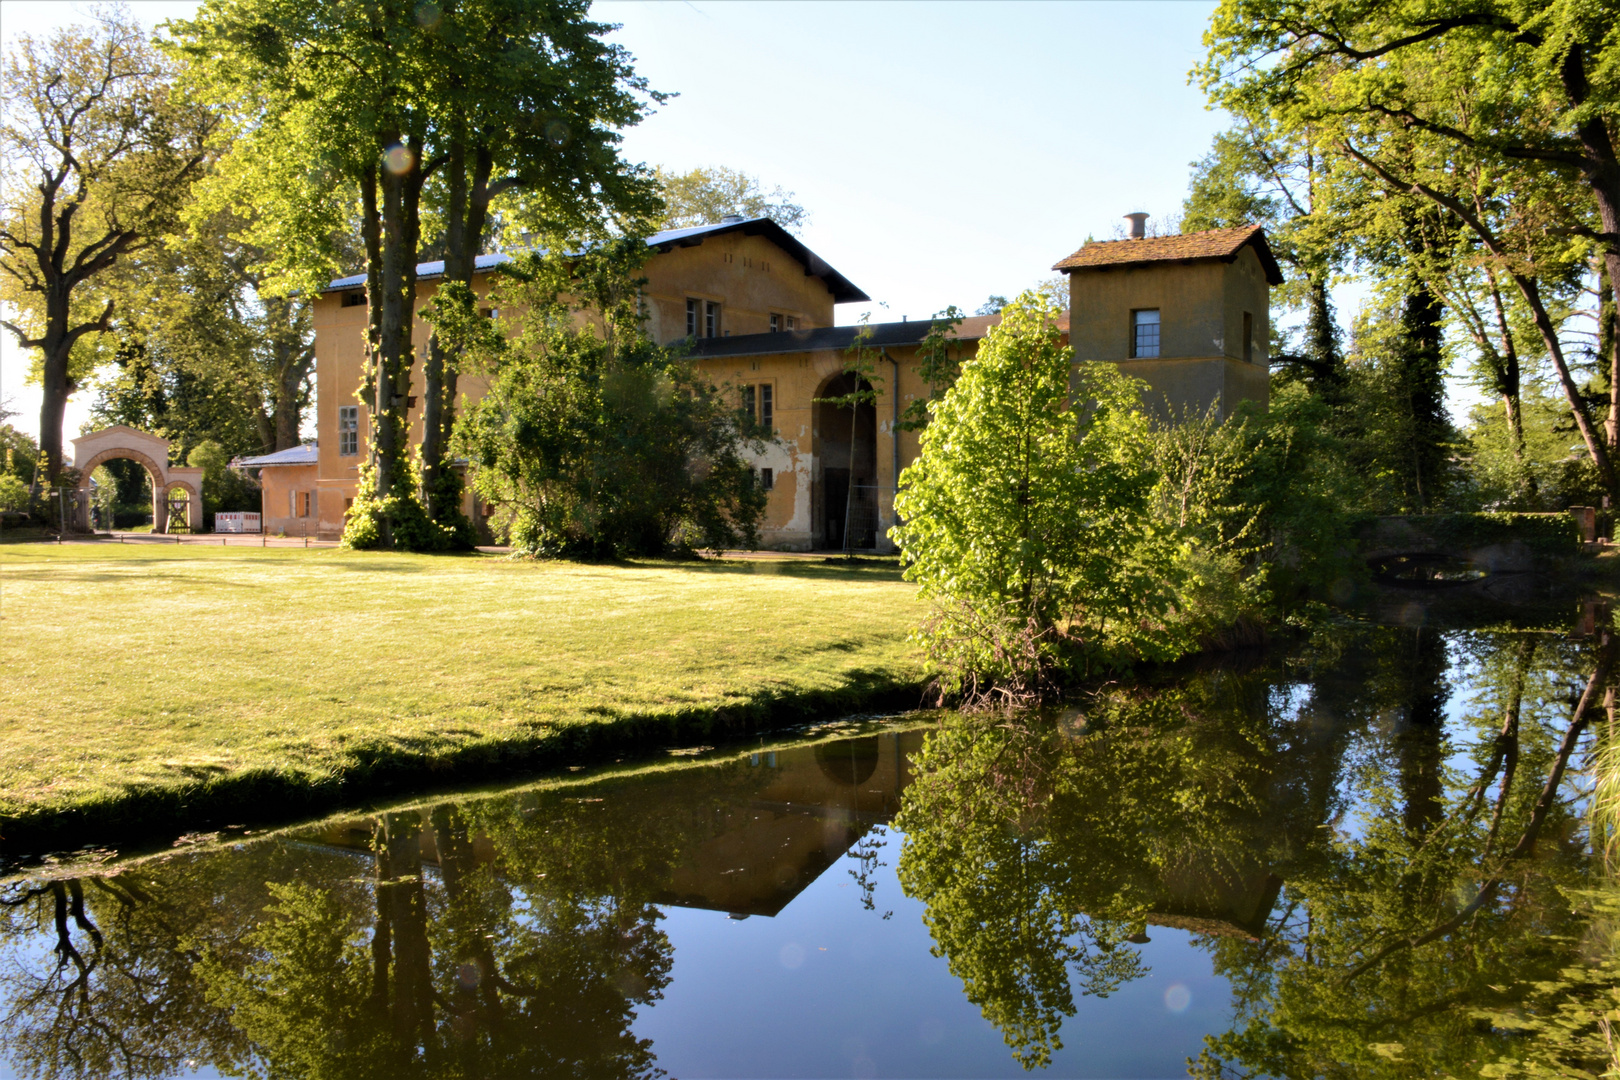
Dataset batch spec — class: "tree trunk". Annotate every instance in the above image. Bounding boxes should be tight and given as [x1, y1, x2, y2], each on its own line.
[1399, 282, 1447, 513]
[1509, 266, 1618, 497]
[34, 290, 100, 492]
[1484, 272, 1525, 462]
[359, 137, 426, 548]
[267, 295, 313, 452]
[1600, 265, 1618, 454]
[37, 346, 70, 493]
[382, 811, 433, 1046]
[421, 138, 491, 537]
[420, 135, 465, 526]
[1304, 276, 1341, 394]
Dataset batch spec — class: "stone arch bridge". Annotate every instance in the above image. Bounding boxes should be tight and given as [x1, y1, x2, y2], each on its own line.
[70, 426, 203, 533]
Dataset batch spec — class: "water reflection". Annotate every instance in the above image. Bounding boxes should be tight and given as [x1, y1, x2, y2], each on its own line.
[0, 626, 1615, 1078]
[0, 730, 919, 1079]
[895, 625, 1613, 1075]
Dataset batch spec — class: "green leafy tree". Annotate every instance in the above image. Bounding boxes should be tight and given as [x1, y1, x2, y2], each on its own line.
[0, 474, 28, 514]
[0, 8, 217, 487]
[654, 165, 807, 232]
[185, 440, 258, 520]
[1201, 0, 1620, 503]
[897, 306, 967, 432]
[453, 239, 768, 558]
[1184, 119, 1346, 394]
[101, 205, 320, 456]
[1225, 385, 1368, 602]
[411, 0, 665, 542]
[173, 0, 440, 548]
[891, 292, 1184, 701]
[173, 0, 660, 550]
[0, 421, 40, 486]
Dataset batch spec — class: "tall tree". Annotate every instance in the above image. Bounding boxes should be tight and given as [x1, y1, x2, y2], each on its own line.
[0, 8, 215, 487]
[1184, 119, 1345, 394]
[174, 0, 439, 548]
[654, 165, 807, 233]
[174, 0, 661, 549]
[88, 206, 318, 457]
[414, 0, 663, 540]
[1201, 0, 1620, 502]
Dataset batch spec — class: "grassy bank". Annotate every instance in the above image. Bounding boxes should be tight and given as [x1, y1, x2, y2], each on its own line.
[0, 545, 924, 853]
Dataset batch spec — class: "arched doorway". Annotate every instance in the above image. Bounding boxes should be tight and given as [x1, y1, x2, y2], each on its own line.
[812, 372, 879, 550]
[86, 454, 161, 531]
[70, 427, 203, 533]
[76, 446, 165, 531]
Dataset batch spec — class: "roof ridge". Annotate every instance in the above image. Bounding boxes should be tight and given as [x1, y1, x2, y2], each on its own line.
[1051, 224, 1282, 285]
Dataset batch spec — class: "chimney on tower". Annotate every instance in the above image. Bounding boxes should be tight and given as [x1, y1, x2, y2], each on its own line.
[1124, 212, 1149, 239]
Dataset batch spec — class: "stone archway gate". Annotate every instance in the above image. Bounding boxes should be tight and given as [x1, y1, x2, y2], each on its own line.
[71, 426, 204, 533]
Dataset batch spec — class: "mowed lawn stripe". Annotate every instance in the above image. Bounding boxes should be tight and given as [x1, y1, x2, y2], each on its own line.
[0, 546, 923, 827]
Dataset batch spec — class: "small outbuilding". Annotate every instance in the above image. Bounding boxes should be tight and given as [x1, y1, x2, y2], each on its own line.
[232, 444, 319, 536]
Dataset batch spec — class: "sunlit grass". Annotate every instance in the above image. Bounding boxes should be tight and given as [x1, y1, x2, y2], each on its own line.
[0, 545, 923, 830]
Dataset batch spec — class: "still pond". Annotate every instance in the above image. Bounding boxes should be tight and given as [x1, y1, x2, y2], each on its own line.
[0, 615, 1613, 1078]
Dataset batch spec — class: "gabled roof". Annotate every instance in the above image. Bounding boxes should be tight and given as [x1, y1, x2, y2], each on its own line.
[688, 311, 1068, 361]
[233, 444, 318, 468]
[323, 218, 870, 304]
[1052, 225, 1284, 286]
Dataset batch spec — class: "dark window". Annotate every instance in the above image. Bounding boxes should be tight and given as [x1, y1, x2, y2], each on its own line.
[786, 316, 796, 330]
[1243, 312, 1253, 363]
[759, 467, 774, 491]
[1132, 309, 1160, 359]
[705, 301, 720, 338]
[338, 405, 360, 456]
[760, 384, 773, 432]
[741, 384, 756, 424]
[770, 313, 780, 332]
[686, 298, 699, 337]
[341, 291, 365, 308]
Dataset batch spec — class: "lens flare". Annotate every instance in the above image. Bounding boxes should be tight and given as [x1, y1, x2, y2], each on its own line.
[384, 143, 415, 176]
[1163, 983, 1192, 1013]
[779, 942, 806, 969]
[545, 119, 570, 148]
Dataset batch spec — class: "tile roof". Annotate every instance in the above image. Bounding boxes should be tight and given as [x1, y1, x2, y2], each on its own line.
[323, 218, 870, 303]
[1052, 225, 1284, 285]
[687, 311, 1068, 361]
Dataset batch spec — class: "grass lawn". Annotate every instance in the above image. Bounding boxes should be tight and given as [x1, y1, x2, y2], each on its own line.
[0, 545, 923, 849]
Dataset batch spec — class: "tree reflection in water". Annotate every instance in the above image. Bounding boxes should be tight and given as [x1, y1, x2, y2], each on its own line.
[895, 626, 1619, 1076]
[2, 628, 1617, 1078]
[0, 733, 908, 1079]
[0, 800, 675, 1080]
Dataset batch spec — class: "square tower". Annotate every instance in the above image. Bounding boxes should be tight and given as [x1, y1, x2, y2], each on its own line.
[1053, 224, 1281, 419]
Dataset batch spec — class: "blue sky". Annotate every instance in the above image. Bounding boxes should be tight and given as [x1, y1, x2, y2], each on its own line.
[0, 0, 1248, 449]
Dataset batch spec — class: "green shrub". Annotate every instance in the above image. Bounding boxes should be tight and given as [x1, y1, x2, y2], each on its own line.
[0, 473, 30, 513]
[891, 293, 1197, 702]
[454, 242, 768, 559]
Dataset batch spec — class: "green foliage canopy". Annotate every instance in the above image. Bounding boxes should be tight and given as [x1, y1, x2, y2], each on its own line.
[891, 293, 1192, 699]
[453, 240, 768, 558]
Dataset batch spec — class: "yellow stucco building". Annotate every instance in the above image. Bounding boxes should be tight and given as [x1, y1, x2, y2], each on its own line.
[302, 215, 1279, 549]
